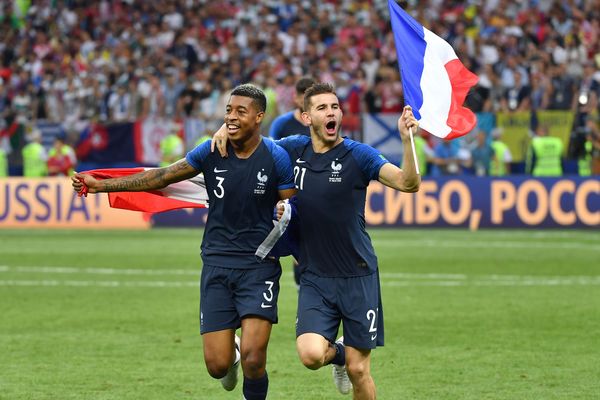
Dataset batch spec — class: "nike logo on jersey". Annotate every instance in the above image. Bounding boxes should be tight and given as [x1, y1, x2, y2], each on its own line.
[261, 302, 273, 309]
[296, 158, 306, 164]
[214, 167, 228, 173]
[371, 334, 377, 341]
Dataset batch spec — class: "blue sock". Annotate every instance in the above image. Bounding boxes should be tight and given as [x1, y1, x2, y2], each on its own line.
[330, 342, 346, 366]
[243, 372, 269, 400]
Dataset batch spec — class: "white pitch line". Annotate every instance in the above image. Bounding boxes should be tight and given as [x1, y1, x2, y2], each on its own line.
[0, 279, 199, 288]
[2, 266, 599, 285]
[379, 272, 467, 280]
[2, 237, 598, 256]
[0, 266, 200, 277]
[6, 267, 467, 281]
[1, 277, 600, 288]
[374, 239, 600, 251]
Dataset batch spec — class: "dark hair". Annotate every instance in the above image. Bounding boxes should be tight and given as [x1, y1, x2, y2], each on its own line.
[295, 76, 316, 95]
[303, 82, 336, 111]
[230, 83, 267, 113]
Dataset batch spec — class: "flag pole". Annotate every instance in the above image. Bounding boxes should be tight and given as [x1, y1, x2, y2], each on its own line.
[409, 127, 420, 175]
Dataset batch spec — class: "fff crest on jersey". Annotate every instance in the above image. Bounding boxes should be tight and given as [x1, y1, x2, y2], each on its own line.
[255, 169, 268, 194]
[329, 159, 342, 183]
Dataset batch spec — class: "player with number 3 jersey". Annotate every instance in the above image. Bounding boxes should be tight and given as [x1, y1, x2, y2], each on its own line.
[74, 84, 295, 400]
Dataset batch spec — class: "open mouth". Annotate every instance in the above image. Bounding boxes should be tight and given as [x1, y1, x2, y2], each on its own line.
[325, 120, 337, 134]
[227, 124, 240, 134]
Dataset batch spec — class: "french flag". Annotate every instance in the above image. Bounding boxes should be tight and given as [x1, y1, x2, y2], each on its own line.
[388, 0, 478, 139]
[78, 168, 208, 213]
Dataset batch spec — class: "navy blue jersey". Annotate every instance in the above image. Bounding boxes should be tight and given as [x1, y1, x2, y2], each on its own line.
[269, 111, 310, 140]
[186, 139, 294, 268]
[277, 135, 388, 277]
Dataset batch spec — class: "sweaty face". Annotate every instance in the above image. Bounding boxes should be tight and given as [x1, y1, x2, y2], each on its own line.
[304, 93, 343, 145]
[224, 95, 263, 141]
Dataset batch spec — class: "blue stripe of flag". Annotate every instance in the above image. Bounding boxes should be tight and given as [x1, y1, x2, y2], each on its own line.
[388, 0, 426, 120]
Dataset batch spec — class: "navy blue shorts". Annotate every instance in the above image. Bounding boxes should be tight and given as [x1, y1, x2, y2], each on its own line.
[296, 270, 384, 350]
[200, 264, 282, 334]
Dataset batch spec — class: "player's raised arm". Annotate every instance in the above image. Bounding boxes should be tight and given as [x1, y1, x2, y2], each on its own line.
[377, 106, 421, 192]
[71, 159, 199, 194]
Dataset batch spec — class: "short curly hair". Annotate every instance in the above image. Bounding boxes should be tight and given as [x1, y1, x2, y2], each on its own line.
[230, 84, 267, 113]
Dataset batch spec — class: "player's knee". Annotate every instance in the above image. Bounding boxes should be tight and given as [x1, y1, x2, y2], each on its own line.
[346, 361, 370, 382]
[204, 358, 230, 379]
[241, 349, 266, 377]
[297, 347, 326, 370]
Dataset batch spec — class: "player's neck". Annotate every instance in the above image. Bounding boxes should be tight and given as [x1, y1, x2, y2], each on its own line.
[311, 133, 343, 154]
[293, 108, 303, 122]
[230, 132, 262, 159]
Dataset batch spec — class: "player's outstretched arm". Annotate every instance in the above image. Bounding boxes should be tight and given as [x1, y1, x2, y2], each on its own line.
[71, 159, 199, 194]
[377, 106, 421, 192]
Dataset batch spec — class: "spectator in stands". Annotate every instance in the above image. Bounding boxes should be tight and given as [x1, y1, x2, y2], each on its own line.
[269, 76, 314, 140]
[194, 128, 212, 148]
[479, 64, 505, 113]
[579, 129, 593, 176]
[526, 125, 563, 176]
[47, 133, 76, 176]
[162, 68, 185, 119]
[0, 138, 7, 177]
[528, 72, 550, 111]
[363, 76, 385, 114]
[470, 130, 494, 176]
[0, 80, 10, 120]
[574, 61, 599, 117]
[22, 128, 47, 177]
[430, 140, 472, 176]
[159, 130, 184, 168]
[547, 63, 576, 110]
[107, 83, 132, 122]
[11, 86, 32, 124]
[262, 77, 280, 132]
[178, 81, 202, 118]
[1, 0, 599, 176]
[499, 56, 529, 89]
[501, 70, 531, 112]
[198, 81, 221, 132]
[587, 117, 600, 175]
[141, 72, 165, 118]
[361, 48, 380, 88]
[490, 128, 513, 177]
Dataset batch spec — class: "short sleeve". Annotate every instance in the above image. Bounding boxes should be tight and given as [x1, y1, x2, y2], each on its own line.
[349, 141, 389, 181]
[275, 134, 310, 154]
[272, 144, 295, 190]
[269, 116, 285, 140]
[185, 140, 211, 171]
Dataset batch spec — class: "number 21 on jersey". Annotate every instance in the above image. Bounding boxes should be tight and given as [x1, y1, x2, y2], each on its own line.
[294, 166, 306, 190]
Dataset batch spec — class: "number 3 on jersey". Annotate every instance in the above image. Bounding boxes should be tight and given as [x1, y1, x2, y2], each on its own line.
[261, 280, 274, 309]
[294, 166, 306, 190]
[213, 176, 225, 198]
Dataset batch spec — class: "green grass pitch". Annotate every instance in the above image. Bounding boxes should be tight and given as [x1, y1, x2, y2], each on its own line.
[1, 228, 599, 399]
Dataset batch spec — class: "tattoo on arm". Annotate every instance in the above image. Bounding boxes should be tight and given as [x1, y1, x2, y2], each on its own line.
[99, 160, 198, 192]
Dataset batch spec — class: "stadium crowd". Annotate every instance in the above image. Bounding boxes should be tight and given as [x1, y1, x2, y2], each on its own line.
[0, 0, 599, 175]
